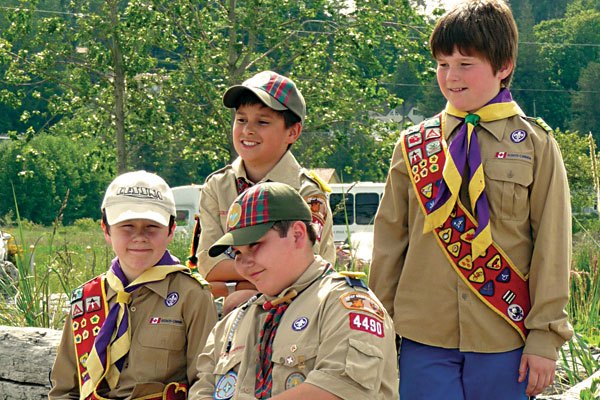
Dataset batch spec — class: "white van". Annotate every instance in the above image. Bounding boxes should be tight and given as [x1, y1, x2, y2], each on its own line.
[328, 182, 385, 243]
[171, 184, 203, 235]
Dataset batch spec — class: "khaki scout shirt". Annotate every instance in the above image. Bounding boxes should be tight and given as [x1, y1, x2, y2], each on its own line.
[197, 151, 335, 276]
[188, 257, 399, 400]
[369, 112, 573, 360]
[49, 269, 217, 399]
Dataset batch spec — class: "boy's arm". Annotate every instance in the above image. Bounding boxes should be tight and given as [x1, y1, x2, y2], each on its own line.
[368, 140, 410, 319]
[269, 383, 342, 399]
[524, 132, 573, 360]
[184, 283, 218, 385]
[48, 315, 80, 399]
[187, 327, 219, 400]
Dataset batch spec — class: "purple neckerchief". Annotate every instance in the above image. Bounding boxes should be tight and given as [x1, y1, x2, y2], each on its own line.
[430, 89, 512, 235]
[93, 250, 180, 371]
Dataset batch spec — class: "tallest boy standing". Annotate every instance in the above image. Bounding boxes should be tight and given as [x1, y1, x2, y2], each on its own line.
[369, 0, 573, 399]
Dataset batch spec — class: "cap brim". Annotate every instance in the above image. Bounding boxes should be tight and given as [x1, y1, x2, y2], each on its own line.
[208, 222, 275, 257]
[223, 86, 288, 111]
[105, 203, 172, 227]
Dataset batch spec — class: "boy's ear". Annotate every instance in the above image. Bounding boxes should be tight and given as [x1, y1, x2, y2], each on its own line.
[291, 220, 307, 245]
[286, 122, 302, 144]
[101, 220, 111, 243]
[498, 60, 514, 80]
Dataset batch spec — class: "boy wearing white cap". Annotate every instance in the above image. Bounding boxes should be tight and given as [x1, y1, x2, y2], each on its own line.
[188, 70, 335, 305]
[49, 170, 217, 400]
[188, 182, 398, 400]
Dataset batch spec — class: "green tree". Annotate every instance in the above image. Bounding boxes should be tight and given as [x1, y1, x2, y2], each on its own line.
[572, 62, 600, 139]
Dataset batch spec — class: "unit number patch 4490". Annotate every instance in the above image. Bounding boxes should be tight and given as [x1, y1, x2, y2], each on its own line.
[349, 312, 384, 338]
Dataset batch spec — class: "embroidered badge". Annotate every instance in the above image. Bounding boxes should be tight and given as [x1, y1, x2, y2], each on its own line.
[339, 292, 385, 320]
[71, 287, 83, 303]
[85, 296, 101, 313]
[510, 130, 527, 143]
[507, 304, 525, 321]
[502, 290, 516, 304]
[349, 312, 384, 338]
[165, 292, 179, 307]
[496, 152, 506, 159]
[496, 267, 511, 283]
[408, 149, 423, 165]
[71, 300, 84, 318]
[214, 371, 237, 400]
[285, 372, 306, 389]
[425, 140, 442, 157]
[227, 203, 242, 229]
[425, 128, 441, 139]
[292, 317, 309, 331]
[149, 317, 161, 324]
[479, 281, 495, 297]
[407, 132, 422, 148]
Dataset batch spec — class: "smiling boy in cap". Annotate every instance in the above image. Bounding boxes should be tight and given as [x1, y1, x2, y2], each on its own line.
[188, 182, 398, 400]
[190, 70, 335, 305]
[49, 170, 217, 400]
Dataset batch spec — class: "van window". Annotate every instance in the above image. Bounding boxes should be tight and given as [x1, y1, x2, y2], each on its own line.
[355, 193, 379, 225]
[330, 193, 354, 225]
[176, 210, 190, 226]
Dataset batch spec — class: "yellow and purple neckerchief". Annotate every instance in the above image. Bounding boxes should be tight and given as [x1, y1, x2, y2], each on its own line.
[80, 251, 186, 399]
[424, 88, 523, 258]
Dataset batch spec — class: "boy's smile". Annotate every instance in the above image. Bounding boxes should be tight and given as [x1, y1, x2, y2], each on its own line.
[232, 103, 301, 180]
[436, 48, 512, 113]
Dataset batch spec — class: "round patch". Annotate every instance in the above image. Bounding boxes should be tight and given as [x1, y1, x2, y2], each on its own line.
[227, 203, 242, 229]
[510, 129, 527, 143]
[507, 304, 524, 322]
[214, 370, 237, 400]
[292, 317, 309, 331]
[165, 292, 179, 307]
[285, 372, 305, 390]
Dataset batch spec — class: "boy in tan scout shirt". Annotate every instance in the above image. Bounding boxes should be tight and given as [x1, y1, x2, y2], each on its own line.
[369, 1, 573, 399]
[192, 70, 335, 305]
[49, 171, 217, 400]
[188, 182, 398, 400]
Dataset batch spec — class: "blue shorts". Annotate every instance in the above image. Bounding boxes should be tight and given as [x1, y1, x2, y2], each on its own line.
[399, 338, 528, 400]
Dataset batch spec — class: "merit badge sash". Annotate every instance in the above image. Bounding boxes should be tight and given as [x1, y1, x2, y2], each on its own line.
[70, 276, 108, 397]
[401, 115, 530, 340]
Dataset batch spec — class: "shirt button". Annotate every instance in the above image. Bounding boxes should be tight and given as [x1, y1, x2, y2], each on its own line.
[130, 306, 136, 312]
[461, 293, 468, 300]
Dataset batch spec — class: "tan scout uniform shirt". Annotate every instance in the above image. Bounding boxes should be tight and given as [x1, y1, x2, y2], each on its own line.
[197, 151, 335, 276]
[49, 269, 218, 399]
[369, 112, 573, 360]
[188, 257, 399, 400]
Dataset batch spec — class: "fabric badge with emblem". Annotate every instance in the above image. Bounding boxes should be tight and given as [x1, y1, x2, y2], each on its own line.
[349, 312, 385, 338]
[304, 194, 327, 241]
[291, 317, 309, 331]
[214, 370, 237, 400]
[510, 129, 527, 143]
[285, 372, 306, 390]
[339, 291, 385, 320]
[165, 291, 179, 307]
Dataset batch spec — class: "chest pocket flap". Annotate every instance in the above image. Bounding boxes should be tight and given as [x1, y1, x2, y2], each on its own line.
[484, 159, 533, 221]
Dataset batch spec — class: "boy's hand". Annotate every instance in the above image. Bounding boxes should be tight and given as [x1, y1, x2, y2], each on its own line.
[518, 353, 556, 397]
[222, 289, 259, 315]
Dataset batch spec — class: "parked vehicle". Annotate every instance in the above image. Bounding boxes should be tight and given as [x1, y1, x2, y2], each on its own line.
[171, 184, 203, 236]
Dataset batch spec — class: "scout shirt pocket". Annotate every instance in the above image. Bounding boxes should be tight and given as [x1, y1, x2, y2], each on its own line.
[344, 338, 384, 391]
[484, 159, 532, 221]
[271, 344, 318, 391]
[138, 323, 186, 376]
[213, 351, 243, 398]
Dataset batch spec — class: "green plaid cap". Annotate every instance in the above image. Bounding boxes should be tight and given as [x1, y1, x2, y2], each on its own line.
[208, 182, 312, 257]
[222, 70, 306, 123]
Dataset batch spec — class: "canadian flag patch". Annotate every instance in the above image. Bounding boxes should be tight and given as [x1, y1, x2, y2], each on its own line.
[495, 152, 506, 159]
[149, 317, 161, 324]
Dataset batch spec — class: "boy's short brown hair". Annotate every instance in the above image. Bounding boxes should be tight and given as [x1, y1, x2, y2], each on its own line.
[429, 0, 518, 87]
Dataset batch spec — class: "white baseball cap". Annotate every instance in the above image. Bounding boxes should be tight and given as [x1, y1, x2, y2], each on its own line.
[101, 170, 176, 226]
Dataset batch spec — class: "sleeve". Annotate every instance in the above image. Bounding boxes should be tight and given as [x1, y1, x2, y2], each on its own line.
[300, 183, 336, 264]
[184, 283, 218, 385]
[368, 138, 410, 319]
[524, 131, 574, 360]
[196, 177, 230, 276]
[303, 288, 398, 399]
[48, 315, 80, 399]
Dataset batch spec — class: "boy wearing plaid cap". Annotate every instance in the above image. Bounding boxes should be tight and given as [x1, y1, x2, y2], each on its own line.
[49, 170, 217, 400]
[188, 182, 398, 400]
[190, 70, 335, 305]
[369, 1, 572, 399]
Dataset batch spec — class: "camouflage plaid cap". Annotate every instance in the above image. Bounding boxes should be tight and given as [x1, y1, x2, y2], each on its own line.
[208, 182, 312, 257]
[222, 70, 306, 123]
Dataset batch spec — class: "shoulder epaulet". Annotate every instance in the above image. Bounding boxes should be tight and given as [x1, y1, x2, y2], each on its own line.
[185, 269, 211, 289]
[333, 270, 368, 290]
[205, 164, 233, 183]
[303, 170, 331, 193]
[525, 116, 554, 135]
